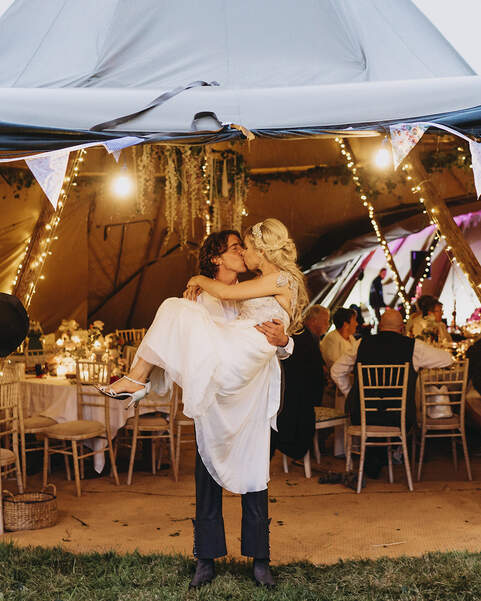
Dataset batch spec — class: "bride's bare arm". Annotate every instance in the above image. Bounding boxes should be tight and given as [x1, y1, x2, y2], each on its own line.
[187, 273, 284, 301]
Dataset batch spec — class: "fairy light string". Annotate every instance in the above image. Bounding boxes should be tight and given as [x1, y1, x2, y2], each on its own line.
[406, 159, 481, 296]
[335, 137, 411, 316]
[13, 149, 86, 308]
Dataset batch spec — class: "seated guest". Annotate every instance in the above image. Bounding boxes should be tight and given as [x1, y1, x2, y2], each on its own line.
[271, 305, 329, 460]
[467, 339, 481, 396]
[406, 294, 435, 337]
[411, 297, 451, 343]
[320, 307, 358, 369]
[428, 300, 452, 343]
[350, 303, 372, 339]
[331, 309, 453, 478]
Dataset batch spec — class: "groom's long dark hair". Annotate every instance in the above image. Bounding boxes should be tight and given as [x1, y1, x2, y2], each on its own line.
[199, 230, 241, 278]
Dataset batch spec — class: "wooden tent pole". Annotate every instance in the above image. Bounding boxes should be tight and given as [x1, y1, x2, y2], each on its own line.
[405, 229, 439, 301]
[411, 154, 481, 303]
[13, 195, 51, 302]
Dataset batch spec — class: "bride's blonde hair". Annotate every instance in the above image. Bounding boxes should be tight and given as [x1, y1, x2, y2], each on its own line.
[244, 218, 308, 335]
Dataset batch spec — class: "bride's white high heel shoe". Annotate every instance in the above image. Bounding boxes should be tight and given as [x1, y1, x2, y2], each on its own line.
[96, 375, 151, 408]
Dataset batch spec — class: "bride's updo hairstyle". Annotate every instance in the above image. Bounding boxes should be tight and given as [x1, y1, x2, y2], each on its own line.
[244, 218, 309, 334]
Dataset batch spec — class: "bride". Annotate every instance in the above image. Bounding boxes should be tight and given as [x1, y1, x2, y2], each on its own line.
[100, 218, 308, 494]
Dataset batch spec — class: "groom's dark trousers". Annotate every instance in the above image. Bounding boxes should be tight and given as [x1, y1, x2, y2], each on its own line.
[193, 448, 270, 559]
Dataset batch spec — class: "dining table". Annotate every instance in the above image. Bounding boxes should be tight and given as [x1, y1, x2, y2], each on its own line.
[19, 374, 170, 472]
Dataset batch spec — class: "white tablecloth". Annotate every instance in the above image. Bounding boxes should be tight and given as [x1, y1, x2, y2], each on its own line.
[20, 375, 170, 472]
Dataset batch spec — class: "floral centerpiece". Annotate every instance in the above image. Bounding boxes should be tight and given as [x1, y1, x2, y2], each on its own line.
[88, 320, 105, 358]
[53, 320, 125, 381]
[464, 308, 481, 338]
[103, 332, 126, 380]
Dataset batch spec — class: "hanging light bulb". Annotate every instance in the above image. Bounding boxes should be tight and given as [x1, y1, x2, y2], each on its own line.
[374, 147, 392, 169]
[111, 174, 134, 198]
[373, 136, 392, 169]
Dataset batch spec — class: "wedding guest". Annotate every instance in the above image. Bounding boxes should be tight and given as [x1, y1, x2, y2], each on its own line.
[331, 309, 453, 478]
[320, 307, 358, 369]
[406, 294, 436, 337]
[349, 303, 371, 339]
[410, 297, 451, 343]
[428, 301, 452, 343]
[369, 268, 387, 321]
[271, 305, 329, 460]
[466, 338, 481, 395]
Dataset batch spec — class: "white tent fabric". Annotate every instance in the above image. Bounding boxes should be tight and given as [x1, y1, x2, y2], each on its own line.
[0, 0, 477, 135]
[322, 211, 481, 325]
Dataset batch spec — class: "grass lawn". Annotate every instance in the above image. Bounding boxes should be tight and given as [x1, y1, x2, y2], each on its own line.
[1, 543, 481, 600]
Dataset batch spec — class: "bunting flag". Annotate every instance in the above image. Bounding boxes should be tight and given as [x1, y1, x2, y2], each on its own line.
[469, 140, 481, 200]
[102, 136, 144, 162]
[26, 151, 70, 209]
[389, 123, 428, 170]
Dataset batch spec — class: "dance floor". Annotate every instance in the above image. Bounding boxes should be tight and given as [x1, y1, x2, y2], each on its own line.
[4, 441, 481, 565]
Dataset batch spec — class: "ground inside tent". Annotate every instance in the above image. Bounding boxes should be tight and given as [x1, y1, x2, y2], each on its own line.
[4, 437, 481, 564]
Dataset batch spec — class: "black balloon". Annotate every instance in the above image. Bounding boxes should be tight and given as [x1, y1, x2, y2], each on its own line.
[0, 293, 29, 357]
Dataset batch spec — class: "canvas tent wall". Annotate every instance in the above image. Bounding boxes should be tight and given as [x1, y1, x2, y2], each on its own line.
[0, 0, 480, 333]
[0, 134, 478, 333]
[0, 0, 480, 150]
[312, 209, 481, 326]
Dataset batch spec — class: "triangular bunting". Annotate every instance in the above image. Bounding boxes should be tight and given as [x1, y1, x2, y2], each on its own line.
[26, 151, 70, 209]
[102, 136, 144, 162]
[389, 123, 428, 170]
[469, 140, 481, 200]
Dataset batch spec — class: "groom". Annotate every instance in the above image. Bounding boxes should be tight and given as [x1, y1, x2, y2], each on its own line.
[184, 229, 293, 589]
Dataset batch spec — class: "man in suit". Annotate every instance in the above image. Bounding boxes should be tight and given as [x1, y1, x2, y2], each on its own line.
[271, 305, 329, 460]
[369, 267, 387, 322]
[185, 229, 293, 589]
[331, 309, 453, 478]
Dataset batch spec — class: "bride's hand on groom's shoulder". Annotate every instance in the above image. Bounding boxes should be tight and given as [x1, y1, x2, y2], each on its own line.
[187, 275, 203, 288]
[183, 284, 202, 301]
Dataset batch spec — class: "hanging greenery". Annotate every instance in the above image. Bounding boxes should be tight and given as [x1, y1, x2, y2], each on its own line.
[0, 167, 35, 199]
[135, 145, 156, 214]
[160, 146, 249, 246]
[248, 148, 474, 199]
[250, 164, 351, 192]
[207, 148, 249, 233]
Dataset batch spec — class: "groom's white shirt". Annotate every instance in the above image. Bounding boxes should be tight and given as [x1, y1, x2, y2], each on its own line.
[197, 291, 293, 359]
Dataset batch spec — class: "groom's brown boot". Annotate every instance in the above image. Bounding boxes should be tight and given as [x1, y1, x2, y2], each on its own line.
[189, 559, 215, 589]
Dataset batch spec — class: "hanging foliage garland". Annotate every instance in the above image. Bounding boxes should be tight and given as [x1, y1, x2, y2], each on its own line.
[160, 146, 249, 246]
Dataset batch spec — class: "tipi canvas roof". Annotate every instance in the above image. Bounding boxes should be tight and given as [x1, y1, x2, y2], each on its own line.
[0, 0, 480, 149]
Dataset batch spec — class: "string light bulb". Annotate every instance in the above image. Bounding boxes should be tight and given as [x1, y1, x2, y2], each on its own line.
[336, 137, 410, 317]
[12, 148, 87, 307]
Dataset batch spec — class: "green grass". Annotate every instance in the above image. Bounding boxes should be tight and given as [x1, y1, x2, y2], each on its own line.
[1, 543, 481, 600]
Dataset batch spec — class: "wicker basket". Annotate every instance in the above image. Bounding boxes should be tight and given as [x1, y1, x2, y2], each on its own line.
[2, 484, 57, 531]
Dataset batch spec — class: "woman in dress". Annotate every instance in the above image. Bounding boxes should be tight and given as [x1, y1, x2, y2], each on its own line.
[100, 218, 308, 494]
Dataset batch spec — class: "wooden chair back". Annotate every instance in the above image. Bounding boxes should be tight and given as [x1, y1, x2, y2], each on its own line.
[24, 349, 46, 369]
[115, 328, 145, 346]
[75, 360, 112, 434]
[0, 369, 20, 449]
[419, 360, 469, 426]
[358, 363, 410, 433]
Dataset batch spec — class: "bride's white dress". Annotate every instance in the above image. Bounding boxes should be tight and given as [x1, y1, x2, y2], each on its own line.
[135, 272, 295, 494]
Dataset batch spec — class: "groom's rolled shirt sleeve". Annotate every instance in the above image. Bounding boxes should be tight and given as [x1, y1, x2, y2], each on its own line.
[277, 336, 294, 360]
